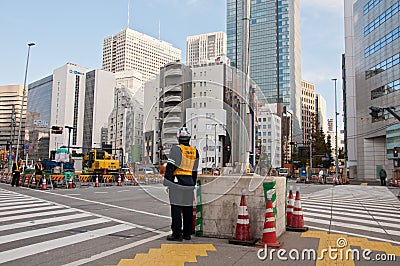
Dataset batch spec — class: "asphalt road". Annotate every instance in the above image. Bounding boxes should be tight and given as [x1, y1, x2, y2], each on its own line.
[0, 181, 399, 265]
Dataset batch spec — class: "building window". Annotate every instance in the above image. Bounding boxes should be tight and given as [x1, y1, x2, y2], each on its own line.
[204, 92, 207, 97]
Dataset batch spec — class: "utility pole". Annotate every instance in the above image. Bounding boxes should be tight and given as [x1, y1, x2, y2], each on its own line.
[332, 78, 339, 181]
[65, 126, 75, 153]
[214, 124, 217, 168]
[309, 135, 313, 179]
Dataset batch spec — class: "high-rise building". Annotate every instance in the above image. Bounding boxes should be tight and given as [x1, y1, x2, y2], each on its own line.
[0, 85, 27, 161]
[301, 80, 315, 145]
[227, 0, 302, 142]
[26, 75, 53, 161]
[315, 94, 327, 135]
[49, 63, 115, 156]
[344, 0, 400, 180]
[102, 28, 182, 85]
[186, 32, 227, 66]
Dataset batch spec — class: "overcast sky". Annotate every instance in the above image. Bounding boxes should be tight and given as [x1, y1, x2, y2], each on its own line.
[0, 0, 344, 127]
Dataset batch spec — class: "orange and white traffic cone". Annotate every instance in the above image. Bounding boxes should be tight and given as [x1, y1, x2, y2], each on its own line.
[68, 178, 73, 189]
[256, 199, 282, 248]
[229, 194, 256, 246]
[23, 176, 29, 187]
[41, 177, 47, 190]
[117, 175, 122, 186]
[95, 175, 100, 187]
[31, 176, 37, 189]
[131, 176, 138, 186]
[287, 190, 308, 232]
[286, 189, 294, 228]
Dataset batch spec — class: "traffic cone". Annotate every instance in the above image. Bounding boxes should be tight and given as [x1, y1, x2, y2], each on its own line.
[131, 176, 138, 186]
[41, 177, 47, 190]
[229, 194, 257, 246]
[31, 176, 37, 189]
[23, 176, 29, 187]
[117, 175, 122, 186]
[68, 178, 73, 189]
[286, 189, 294, 227]
[256, 199, 282, 248]
[95, 175, 100, 187]
[287, 190, 308, 232]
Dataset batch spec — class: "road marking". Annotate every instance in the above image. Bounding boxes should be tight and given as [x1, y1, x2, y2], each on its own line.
[0, 212, 93, 232]
[94, 191, 108, 194]
[65, 194, 81, 196]
[0, 217, 111, 244]
[63, 231, 170, 266]
[0, 205, 62, 216]
[39, 190, 171, 220]
[0, 208, 78, 222]
[302, 199, 400, 214]
[304, 217, 400, 236]
[0, 202, 53, 211]
[115, 244, 217, 265]
[302, 230, 400, 265]
[303, 198, 400, 211]
[0, 224, 133, 264]
[0, 200, 49, 207]
[117, 190, 130, 193]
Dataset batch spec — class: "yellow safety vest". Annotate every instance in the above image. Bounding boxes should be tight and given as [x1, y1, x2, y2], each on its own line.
[14, 163, 20, 172]
[173, 144, 196, 176]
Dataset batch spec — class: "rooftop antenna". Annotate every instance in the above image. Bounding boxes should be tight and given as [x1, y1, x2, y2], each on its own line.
[127, 0, 131, 29]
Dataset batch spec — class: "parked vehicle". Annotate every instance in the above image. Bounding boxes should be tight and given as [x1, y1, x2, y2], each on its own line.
[278, 168, 290, 177]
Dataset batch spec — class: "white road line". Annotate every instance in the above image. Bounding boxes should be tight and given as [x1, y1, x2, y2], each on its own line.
[302, 199, 400, 213]
[41, 190, 171, 220]
[302, 202, 400, 217]
[0, 212, 93, 232]
[0, 205, 62, 216]
[94, 192, 108, 194]
[304, 211, 400, 229]
[0, 202, 52, 211]
[304, 217, 400, 236]
[0, 200, 47, 207]
[0, 224, 133, 264]
[302, 206, 400, 222]
[65, 194, 81, 196]
[117, 190, 130, 193]
[63, 231, 170, 266]
[0, 209, 78, 223]
[0, 218, 111, 244]
[306, 225, 400, 245]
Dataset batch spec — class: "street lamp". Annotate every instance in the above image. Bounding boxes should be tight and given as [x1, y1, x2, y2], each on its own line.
[332, 78, 339, 180]
[15, 42, 35, 163]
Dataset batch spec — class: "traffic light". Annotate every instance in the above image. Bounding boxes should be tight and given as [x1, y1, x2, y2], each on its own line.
[225, 145, 231, 152]
[290, 141, 298, 147]
[51, 126, 63, 134]
[394, 147, 399, 157]
[369, 106, 382, 118]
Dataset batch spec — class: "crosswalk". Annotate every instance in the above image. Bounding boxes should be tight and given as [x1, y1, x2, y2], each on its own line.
[300, 185, 400, 243]
[0, 188, 167, 265]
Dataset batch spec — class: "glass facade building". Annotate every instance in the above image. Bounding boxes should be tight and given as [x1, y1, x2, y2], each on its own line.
[226, 0, 302, 141]
[349, 0, 400, 179]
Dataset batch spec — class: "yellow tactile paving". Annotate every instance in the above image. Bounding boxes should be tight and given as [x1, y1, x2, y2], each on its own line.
[115, 244, 216, 266]
[302, 230, 400, 266]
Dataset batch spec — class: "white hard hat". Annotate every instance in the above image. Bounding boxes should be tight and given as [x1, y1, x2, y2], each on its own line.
[176, 127, 191, 140]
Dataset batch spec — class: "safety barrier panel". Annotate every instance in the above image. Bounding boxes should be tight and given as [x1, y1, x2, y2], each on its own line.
[103, 175, 114, 185]
[79, 175, 91, 182]
[51, 175, 65, 181]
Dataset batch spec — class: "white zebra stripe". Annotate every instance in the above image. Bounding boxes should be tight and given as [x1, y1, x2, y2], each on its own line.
[0, 224, 133, 264]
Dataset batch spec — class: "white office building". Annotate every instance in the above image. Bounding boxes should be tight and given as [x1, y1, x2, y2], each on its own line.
[102, 28, 182, 85]
[49, 63, 115, 156]
[186, 32, 227, 66]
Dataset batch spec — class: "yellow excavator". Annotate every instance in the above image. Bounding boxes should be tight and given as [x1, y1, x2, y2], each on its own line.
[83, 149, 120, 175]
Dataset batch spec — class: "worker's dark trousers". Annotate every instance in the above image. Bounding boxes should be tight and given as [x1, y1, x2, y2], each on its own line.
[11, 172, 20, 187]
[380, 177, 386, 186]
[171, 204, 193, 237]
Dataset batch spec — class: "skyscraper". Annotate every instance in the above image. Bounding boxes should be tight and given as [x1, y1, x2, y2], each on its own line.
[102, 28, 182, 84]
[186, 32, 227, 66]
[227, 0, 302, 141]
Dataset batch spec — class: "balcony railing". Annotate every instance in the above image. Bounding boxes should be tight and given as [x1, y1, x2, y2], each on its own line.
[164, 95, 182, 103]
[165, 68, 182, 77]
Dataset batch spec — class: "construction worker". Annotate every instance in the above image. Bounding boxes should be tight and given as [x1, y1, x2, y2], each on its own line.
[163, 127, 199, 241]
[380, 167, 387, 186]
[11, 160, 21, 187]
[35, 161, 43, 177]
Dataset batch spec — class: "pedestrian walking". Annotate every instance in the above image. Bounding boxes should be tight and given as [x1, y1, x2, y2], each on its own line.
[163, 127, 199, 241]
[379, 168, 387, 186]
[11, 160, 21, 187]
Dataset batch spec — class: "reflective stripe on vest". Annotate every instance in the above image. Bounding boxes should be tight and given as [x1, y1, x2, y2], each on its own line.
[173, 144, 196, 176]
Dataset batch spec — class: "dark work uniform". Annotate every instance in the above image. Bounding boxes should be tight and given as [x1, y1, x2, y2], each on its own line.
[380, 169, 387, 186]
[164, 141, 199, 239]
[11, 162, 21, 187]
